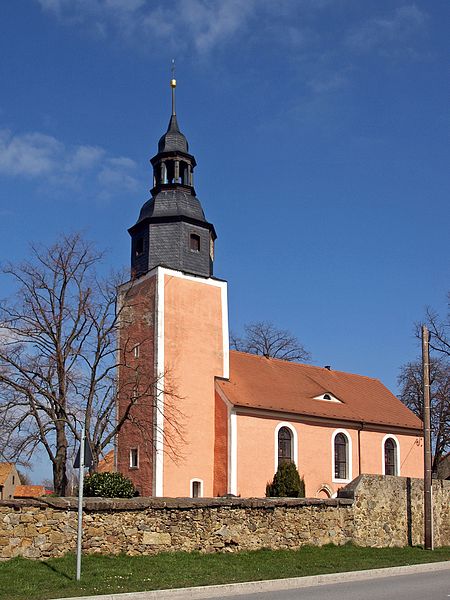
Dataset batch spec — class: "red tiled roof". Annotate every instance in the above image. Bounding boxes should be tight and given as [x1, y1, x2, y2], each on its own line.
[97, 449, 114, 473]
[217, 351, 422, 431]
[14, 485, 46, 498]
[0, 463, 14, 485]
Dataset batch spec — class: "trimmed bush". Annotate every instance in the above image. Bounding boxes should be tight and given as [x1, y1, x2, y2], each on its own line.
[266, 461, 305, 498]
[83, 472, 136, 498]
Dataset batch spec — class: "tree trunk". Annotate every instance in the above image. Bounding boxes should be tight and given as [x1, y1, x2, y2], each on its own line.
[53, 425, 68, 496]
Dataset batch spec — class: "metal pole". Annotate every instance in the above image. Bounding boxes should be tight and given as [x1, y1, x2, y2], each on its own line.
[421, 325, 433, 550]
[76, 423, 86, 580]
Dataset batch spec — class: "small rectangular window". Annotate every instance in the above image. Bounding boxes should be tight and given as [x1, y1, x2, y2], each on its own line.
[133, 344, 140, 358]
[12, 476, 15, 485]
[190, 233, 200, 252]
[130, 448, 139, 468]
[191, 480, 201, 498]
[135, 238, 144, 256]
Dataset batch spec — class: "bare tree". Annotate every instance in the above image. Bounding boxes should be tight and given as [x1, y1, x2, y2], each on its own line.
[16, 469, 32, 486]
[398, 358, 449, 471]
[231, 321, 310, 362]
[419, 293, 450, 358]
[0, 233, 180, 496]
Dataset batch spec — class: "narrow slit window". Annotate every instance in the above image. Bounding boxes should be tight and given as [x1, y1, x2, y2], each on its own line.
[130, 448, 139, 468]
[190, 234, 200, 252]
[133, 344, 140, 359]
[135, 238, 144, 256]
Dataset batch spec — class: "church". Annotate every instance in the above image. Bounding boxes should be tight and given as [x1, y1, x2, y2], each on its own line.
[116, 77, 423, 499]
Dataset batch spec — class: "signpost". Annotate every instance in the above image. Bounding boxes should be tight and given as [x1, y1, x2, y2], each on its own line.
[74, 424, 93, 580]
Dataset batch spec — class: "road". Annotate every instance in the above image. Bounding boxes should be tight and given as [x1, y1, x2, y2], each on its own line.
[221, 570, 450, 600]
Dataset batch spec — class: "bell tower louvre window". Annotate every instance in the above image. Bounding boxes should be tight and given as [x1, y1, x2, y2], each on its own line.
[135, 238, 144, 257]
[190, 233, 200, 252]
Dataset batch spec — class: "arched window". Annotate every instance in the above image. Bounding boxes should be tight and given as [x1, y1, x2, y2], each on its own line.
[384, 438, 398, 476]
[317, 485, 332, 499]
[278, 426, 292, 464]
[334, 433, 348, 480]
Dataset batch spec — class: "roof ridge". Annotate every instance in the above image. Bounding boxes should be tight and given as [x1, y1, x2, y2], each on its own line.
[229, 350, 381, 382]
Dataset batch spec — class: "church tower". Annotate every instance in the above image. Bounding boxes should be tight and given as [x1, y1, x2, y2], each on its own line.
[116, 75, 229, 497]
[128, 76, 216, 280]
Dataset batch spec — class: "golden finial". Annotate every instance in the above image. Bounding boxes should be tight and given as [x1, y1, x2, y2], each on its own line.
[170, 59, 176, 115]
[170, 58, 177, 88]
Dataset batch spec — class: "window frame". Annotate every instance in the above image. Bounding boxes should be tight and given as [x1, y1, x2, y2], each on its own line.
[190, 478, 203, 498]
[274, 422, 298, 472]
[382, 434, 400, 476]
[331, 429, 352, 483]
[135, 238, 144, 257]
[189, 233, 201, 252]
[129, 447, 139, 469]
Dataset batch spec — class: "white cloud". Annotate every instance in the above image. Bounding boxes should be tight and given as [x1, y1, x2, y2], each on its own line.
[98, 156, 138, 191]
[67, 145, 105, 172]
[178, 0, 258, 53]
[36, 0, 263, 53]
[346, 5, 427, 52]
[307, 71, 349, 94]
[0, 130, 62, 177]
[0, 128, 139, 196]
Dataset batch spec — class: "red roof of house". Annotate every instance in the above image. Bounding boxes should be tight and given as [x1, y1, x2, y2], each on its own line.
[14, 485, 46, 498]
[217, 351, 422, 431]
[97, 449, 114, 473]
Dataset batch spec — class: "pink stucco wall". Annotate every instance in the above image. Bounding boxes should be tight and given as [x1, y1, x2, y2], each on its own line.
[163, 273, 226, 497]
[235, 413, 423, 497]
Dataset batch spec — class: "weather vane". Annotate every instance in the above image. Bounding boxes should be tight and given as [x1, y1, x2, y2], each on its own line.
[171, 58, 176, 116]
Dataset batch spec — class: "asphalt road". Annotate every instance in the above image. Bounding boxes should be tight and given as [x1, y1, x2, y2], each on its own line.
[221, 570, 450, 600]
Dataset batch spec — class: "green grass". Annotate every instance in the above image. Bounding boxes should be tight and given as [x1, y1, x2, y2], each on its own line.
[0, 545, 449, 600]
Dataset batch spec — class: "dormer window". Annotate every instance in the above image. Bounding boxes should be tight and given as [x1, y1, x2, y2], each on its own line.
[190, 234, 200, 252]
[313, 392, 341, 403]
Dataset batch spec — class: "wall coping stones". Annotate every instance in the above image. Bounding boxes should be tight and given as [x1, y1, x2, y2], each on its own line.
[0, 496, 354, 512]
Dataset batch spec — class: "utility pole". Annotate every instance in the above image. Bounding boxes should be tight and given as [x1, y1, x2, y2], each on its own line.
[421, 325, 433, 550]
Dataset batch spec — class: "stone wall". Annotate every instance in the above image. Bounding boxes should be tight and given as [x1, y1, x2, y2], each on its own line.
[345, 475, 450, 548]
[0, 475, 448, 560]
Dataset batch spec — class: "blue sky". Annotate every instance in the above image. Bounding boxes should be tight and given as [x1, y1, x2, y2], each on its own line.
[0, 1, 449, 482]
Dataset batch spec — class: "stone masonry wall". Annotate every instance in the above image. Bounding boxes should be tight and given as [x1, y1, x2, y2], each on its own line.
[346, 475, 450, 548]
[0, 475, 448, 560]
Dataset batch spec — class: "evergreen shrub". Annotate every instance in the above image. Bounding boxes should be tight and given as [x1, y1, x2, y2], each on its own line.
[266, 461, 305, 498]
[83, 472, 136, 498]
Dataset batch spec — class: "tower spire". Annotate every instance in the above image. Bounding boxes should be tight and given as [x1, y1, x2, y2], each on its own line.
[129, 76, 216, 279]
[170, 59, 176, 116]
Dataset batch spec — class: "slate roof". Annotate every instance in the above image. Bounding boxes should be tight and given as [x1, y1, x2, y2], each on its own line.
[217, 351, 422, 431]
[158, 115, 188, 153]
[0, 463, 13, 485]
[137, 189, 206, 223]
